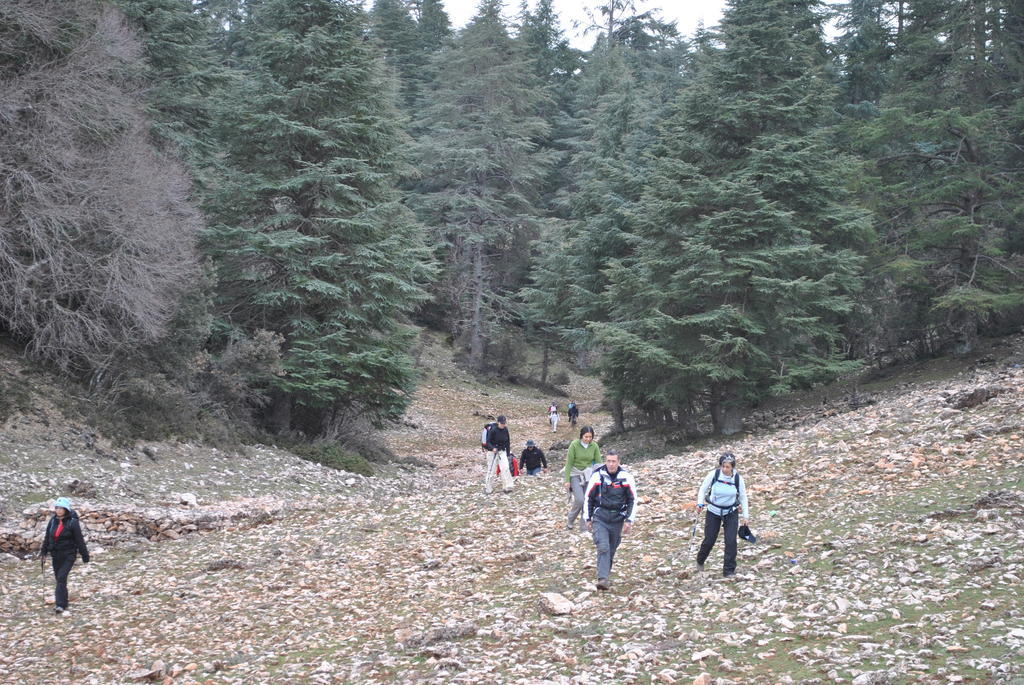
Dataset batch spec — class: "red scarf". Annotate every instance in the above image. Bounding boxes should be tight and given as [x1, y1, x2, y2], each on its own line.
[54, 519, 64, 541]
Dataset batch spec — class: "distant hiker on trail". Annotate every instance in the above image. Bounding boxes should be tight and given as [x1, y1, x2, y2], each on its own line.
[567, 401, 579, 427]
[548, 402, 559, 432]
[563, 426, 600, 531]
[484, 416, 514, 494]
[39, 497, 89, 615]
[519, 440, 548, 476]
[695, 452, 749, 578]
[583, 450, 636, 591]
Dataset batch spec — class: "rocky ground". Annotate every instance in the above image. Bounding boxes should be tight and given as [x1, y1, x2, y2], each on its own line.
[1, 336, 1023, 684]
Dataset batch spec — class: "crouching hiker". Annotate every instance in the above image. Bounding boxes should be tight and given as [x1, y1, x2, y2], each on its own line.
[519, 440, 548, 475]
[40, 497, 89, 615]
[583, 450, 636, 591]
[695, 452, 749, 578]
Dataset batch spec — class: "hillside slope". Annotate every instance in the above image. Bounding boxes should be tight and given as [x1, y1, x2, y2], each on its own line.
[1, 338, 1022, 684]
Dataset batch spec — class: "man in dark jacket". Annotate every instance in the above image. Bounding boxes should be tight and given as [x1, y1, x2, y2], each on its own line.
[484, 416, 514, 494]
[583, 450, 636, 591]
[519, 440, 548, 476]
[40, 496, 89, 615]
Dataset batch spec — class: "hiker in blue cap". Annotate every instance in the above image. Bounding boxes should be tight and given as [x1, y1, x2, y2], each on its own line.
[695, 453, 749, 578]
[40, 497, 90, 615]
[519, 440, 548, 475]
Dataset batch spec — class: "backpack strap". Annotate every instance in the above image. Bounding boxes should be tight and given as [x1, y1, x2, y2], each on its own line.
[705, 468, 740, 512]
[704, 468, 721, 504]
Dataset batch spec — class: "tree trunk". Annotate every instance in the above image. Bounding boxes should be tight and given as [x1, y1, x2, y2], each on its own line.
[709, 388, 744, 436]
[541, 341, 550, 384]
[676, 404, 701, 436]
[266, 388, 292, 435]
[468, 241, 486, 371]
[610, 398, 624, 433]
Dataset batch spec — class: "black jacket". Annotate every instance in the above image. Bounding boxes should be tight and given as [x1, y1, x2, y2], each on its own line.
[520, 446, 544, 466]
[519, 446, 547, 470]
[485, 424, 511, 452]
[584, 466, 637, 523]
[41, 510, 89, 562]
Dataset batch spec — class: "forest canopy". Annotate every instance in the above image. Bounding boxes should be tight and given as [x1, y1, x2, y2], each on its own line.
[1, 0, 1021, 445]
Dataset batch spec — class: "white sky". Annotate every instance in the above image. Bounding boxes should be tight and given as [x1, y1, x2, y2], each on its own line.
[443, 1, 728, 49]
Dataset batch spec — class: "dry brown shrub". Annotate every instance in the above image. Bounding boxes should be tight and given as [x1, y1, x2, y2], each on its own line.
[0, 0, 202, 373]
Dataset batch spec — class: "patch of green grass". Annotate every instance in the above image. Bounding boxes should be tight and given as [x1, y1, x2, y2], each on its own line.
[290, 443, 374, 476]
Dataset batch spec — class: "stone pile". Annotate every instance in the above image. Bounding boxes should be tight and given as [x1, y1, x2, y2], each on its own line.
[0, 496, 287, 556]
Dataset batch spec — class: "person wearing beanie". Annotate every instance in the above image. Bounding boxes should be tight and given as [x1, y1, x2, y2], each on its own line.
[519, 440, 548, 476]
[695, 453, 749, 578]
[39, 497, 90, 615]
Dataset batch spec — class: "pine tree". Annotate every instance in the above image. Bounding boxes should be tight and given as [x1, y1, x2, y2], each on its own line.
[832, 0, 896, 107]
[519, 0, 579, 86]
[594, 0, 870, 434]
[842, 0, 1024, 356]
[370, 0, 424, 108]
[521, 10, 688, 407]
[113, 0, 224, 171]
[412, 0, 553, 371]
[203, 0, 432, 435]
[413, 0, 452, 50]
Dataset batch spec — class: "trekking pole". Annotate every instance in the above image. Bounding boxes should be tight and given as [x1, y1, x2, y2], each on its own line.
[680, 505, 702, 564]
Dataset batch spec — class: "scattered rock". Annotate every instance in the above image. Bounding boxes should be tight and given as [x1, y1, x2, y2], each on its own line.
[947, 386, 1005, 409]
[203, 559, 246, 572]
[852, 671, 896, 685]
[539, 592, 574, 616]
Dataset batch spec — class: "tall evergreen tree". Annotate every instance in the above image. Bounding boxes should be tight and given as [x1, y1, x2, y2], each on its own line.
[842, 0, 1024, 357]
[593, 0, 870, 434]
[412, 0, 553, 371]
[114, 0, 224, 169]
[519, 0, 579, 86]
[203, 0, 432, 435]
[413, 0, 452, 50]
[370, 0, 424, 108]
[832, 0, 896, 107]
[522, 8, 688, 405]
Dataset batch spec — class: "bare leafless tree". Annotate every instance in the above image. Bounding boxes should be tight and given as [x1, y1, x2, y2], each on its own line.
[0, 0, 202, 374]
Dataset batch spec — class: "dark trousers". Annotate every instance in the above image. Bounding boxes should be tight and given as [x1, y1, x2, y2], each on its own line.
[591, 514, 624, 579]
[52, 552, 76, 609]
[696, 509, 738, 576]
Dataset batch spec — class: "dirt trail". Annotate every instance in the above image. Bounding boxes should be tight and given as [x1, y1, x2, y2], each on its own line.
[1, 338, 1023, 683]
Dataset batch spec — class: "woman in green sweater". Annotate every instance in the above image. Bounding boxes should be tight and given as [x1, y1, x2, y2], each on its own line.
[563, 426, 600, 531]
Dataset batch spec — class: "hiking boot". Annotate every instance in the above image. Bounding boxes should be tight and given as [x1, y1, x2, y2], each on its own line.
[696, 561, 705, 572]
[54, 606, 63, 615]
[503, 488, 513, 494]
[596, 578, 610, 591]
